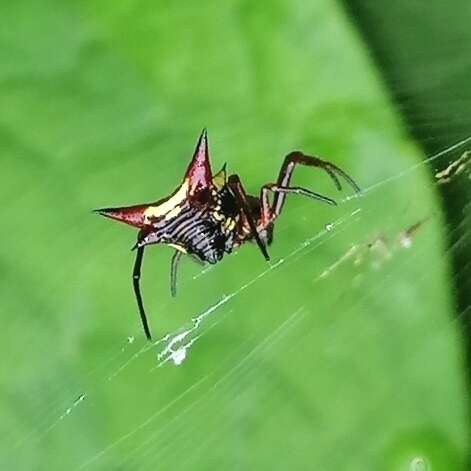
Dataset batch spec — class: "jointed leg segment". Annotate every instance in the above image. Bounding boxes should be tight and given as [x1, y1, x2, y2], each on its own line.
[269, 151, 360, 218]
[170, 250, 183, 298]
[260, 183, 337, 224]
[132, 246, 152, 341]
[228, 174, 270, 262]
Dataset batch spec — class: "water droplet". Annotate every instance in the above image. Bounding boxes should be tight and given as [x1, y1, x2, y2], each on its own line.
[398, 232, 413, 249]
[171, 348, 187, 366]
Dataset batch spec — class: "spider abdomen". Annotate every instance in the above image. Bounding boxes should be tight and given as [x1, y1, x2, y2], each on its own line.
[142, 201, 234, 263]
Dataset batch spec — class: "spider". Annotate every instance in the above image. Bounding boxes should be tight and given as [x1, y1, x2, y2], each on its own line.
[95, 129, 360, 340]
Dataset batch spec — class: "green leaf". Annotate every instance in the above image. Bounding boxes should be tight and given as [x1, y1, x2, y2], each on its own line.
[344, 1, 471, 421]
[0, 1, 467, 470]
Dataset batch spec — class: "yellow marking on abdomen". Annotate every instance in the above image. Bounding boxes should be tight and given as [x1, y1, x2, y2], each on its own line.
[212, 211, 224, 221]
[164, 206, 183, 220]
[143, 181, 189, 222]
[168, 243, 188, 254]
[224, 219, 236, 231]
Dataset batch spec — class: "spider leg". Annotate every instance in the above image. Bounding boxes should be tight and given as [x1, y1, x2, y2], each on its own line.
[170, 250, 183, 298]
[169, 250, 205, 297]
[273, 151, 360, 215]
[261, 183, 337, 219]
[227, 174, 270, 262]
[132, 246, 152, 341]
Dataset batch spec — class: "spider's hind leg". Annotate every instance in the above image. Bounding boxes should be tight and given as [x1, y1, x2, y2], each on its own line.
[132, 246, 153, 341]
[169, 250, 208, 297]
[170, 250, 183, 298]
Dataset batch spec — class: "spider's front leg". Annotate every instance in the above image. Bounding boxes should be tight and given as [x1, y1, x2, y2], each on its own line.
[260, 183, 337, 224]
[271, 151, 360, 216]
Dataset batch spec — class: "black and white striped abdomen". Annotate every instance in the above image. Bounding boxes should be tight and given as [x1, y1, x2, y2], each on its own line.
[148, 204, 229, 264]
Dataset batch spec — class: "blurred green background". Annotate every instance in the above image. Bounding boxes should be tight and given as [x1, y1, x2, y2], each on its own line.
[1, 1, 470, 470]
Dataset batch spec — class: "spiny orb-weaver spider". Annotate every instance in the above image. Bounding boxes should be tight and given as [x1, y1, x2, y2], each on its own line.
[95, 129, 360, 340]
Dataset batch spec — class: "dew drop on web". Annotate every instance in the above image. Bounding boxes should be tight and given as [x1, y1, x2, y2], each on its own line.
[170, 348, 187, 366]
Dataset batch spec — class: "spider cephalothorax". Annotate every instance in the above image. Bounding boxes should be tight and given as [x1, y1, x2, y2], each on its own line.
[95, 129, 360, 340]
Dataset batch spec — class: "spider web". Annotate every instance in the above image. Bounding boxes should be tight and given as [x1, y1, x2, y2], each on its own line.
[1, 0, 471, 467]
[2, 134, 471, 470]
